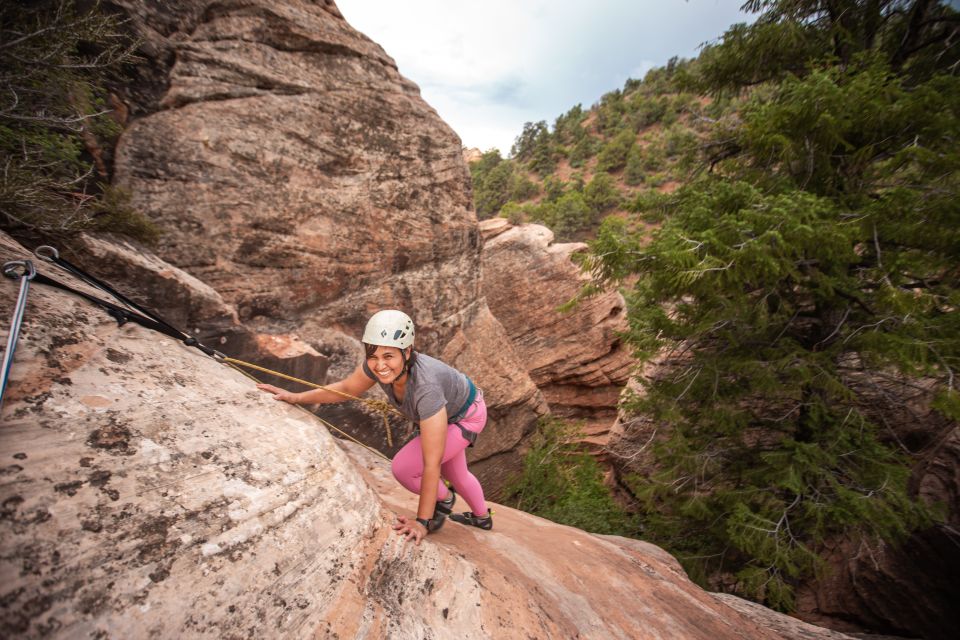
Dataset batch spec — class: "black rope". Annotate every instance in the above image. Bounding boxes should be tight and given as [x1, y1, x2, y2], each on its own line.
[35, 246, 185, 340]
[29, 247, 222, 358]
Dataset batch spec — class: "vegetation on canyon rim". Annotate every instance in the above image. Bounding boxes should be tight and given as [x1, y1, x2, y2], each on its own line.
[496, 0, 959, 612]
[503, 417, 641, 538]
[0, 0, 158, 243]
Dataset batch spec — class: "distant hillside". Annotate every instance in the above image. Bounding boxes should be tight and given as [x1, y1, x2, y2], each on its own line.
[468, 57, 736, 241]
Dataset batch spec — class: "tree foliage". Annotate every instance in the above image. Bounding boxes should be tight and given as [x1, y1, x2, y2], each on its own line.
[596, 128, 635, 173]
[503, 417, 641, 536]
[469, 149, 513, 218]
[0, 0, 157, 241]
[584, 0, 958, 610]
[511, 120, 557, 175]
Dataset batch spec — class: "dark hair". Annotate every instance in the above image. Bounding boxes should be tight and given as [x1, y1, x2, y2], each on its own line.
[364, 342, 417, 368]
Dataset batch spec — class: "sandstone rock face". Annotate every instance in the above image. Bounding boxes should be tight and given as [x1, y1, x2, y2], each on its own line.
[73, 232, 239, 333]
[437, 299, 550, 491]
[111, 0, 476, 331]
[105, 0, 546, 493]
[1, 233, 851, 639]
[66, 232, 333, 408]
[462, 147, 483, 164]
[480, 220, 634, 419]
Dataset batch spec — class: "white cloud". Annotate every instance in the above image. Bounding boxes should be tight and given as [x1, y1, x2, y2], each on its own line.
[338, 1, 754, 154]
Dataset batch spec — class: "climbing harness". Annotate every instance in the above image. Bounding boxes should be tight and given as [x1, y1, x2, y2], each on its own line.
[1, 260, 36, 413]
[449, 376, 479, 448]
[2, 246, 403, 459]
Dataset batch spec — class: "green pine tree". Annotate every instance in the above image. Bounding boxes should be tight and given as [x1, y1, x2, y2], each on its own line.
[584, 0, 959, 610]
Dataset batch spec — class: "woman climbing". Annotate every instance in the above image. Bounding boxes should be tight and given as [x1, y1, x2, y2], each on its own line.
[257, 309, 492, 544]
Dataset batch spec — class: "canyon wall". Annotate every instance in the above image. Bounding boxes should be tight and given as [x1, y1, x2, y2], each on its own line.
[100, 0, 548, 492]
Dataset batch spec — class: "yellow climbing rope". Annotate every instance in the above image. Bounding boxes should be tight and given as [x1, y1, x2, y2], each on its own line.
[220, 356, 403, 454]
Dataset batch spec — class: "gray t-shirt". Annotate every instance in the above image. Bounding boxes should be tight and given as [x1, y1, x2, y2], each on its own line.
[362, 352, 471, 423]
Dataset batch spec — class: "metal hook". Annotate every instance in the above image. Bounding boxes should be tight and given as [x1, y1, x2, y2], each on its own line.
[2, 259, 36, 280]
[34, 245, 59, 262]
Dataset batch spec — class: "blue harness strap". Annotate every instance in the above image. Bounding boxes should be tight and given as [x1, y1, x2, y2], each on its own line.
[451, 377, 479, 447]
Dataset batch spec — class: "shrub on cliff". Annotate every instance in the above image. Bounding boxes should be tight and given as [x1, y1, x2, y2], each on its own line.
[511, 120, 556, 176]
[583, 173, 620, 217]
[582, 0, 959, 611]
[595, 129, 635, 173]
[504, 417, 640, 537]
[527, 191, 592, 240]
[568, 135, 596, 168]
[0, 0, 157, 242]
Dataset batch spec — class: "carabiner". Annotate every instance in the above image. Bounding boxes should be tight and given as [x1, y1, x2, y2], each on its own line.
[2, 260, 36, 280]
[34, 245, 59, 262]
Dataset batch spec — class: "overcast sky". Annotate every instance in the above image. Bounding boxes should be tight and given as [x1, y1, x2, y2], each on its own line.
[338, 1, 756, 155]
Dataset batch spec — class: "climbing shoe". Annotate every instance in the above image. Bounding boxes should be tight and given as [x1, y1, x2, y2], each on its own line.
[416, 514, 445, 533]
[450, 510, 493, 530]
[436, 486, 457, 515]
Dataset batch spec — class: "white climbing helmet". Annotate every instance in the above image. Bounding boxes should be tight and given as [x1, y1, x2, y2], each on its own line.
[362, 310, 415, 350]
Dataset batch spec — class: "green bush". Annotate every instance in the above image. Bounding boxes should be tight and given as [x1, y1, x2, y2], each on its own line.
[663, 125, 698, 159]
[624, 146, 646, 186]
[542, 176, 566, 203]
[569, 135, 595, 168]
[509, 172, 540, 202]
[596, 129, 636, 173]
[642, 144, 665, 172]
[503, 417, 641, 537]
[596, 89, 625, 135]
[470, 153, 514, 218]
[583, 173, 621, 216]
[554, 104, 586, 145]
[500, 201, 529, 225]
[626, 95, 668, 130]
[0, 0, 156, 242]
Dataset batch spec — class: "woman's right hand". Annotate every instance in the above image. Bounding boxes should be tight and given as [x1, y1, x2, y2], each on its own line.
[256, 383, 300, 404]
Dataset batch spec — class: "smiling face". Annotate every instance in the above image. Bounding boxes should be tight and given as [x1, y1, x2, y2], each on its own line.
[366, 345, 408, 385]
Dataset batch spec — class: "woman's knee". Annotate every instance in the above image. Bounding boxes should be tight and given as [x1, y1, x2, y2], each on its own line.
[392, 451, 423, 483]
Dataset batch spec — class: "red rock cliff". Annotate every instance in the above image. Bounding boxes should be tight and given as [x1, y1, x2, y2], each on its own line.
[103, 0, 547, 491]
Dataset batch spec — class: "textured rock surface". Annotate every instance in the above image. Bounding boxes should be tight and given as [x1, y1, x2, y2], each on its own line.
[105, 0, 547, 493]
[66, 233, 334, 413]
[480, 220, 634, 418]
[712, 594, 860, 640]
[1, 233, 853, 639]
[111, 0, 477, 331]
[72, 232, 239, 333]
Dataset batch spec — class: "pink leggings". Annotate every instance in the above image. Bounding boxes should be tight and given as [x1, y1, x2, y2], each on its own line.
[391, 391, 488, 515]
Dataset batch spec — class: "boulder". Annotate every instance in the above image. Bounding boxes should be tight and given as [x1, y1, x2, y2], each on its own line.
[480, 220, 634, 419]
[71, 232, 239, 334]
[0, 232, 852, 639]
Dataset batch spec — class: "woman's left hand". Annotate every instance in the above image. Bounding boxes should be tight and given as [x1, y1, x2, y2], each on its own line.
[393, 514, 427, 545]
